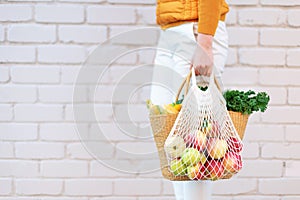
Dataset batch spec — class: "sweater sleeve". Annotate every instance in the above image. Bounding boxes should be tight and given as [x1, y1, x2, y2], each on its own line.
[197, 0, 222, 36]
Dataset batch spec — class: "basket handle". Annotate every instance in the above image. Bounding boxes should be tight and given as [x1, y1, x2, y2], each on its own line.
[175, 68, 222, 102]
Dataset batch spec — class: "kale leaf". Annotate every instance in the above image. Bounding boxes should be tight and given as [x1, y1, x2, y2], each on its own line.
[223, 90, 270, 115]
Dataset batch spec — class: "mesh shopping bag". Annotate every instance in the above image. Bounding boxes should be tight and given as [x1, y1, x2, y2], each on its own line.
[164, 68, 243, 181]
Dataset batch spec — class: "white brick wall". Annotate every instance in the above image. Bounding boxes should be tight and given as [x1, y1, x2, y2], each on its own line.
[0, 0, 299, 199]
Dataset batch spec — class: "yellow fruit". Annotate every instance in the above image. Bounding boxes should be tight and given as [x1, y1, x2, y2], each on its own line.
[174, 104, 182, 111]
[163, 104, 179, 114]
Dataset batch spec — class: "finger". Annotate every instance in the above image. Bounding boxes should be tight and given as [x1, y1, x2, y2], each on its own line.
[207, 67, 212, 76]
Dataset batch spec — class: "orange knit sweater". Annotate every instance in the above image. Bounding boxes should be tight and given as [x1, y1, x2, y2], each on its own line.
[156, 0, 229, 36]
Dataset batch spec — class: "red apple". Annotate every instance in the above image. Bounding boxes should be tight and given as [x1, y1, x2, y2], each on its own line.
[207, 138, 228, 159]
[227, 137, 243, 153]
[204, 160, 224, 180]
[223, 151, 242, 174]
[185, 130, 207, 151]
[187, 162, 205, 180]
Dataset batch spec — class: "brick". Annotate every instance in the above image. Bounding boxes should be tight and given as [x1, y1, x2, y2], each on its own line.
[40, 124, 87, 141]
[66, 143, 93, 159]
[137, 7, 156, 25]
[259, 179, 300, 194]
[64, 179, 113, 195]
[261, 28, 300, 46]
[138, 198, 175, 200]
[287, 49, 300, 67]
[259, 87, 287, 105]
[90, 123, 138, 141]
[90, 160, 134, 177]
[42, 198, 89, 200]
[92, 198, 136, 200]
[41, 160, 88, 177]
[238, 160, 283, 178]
[114, 179, 161, 195]
[239, 48, 285, 66]
[0, 46, 35, 63]
[87, 6, 135, 24]
[114, 104, 148, 123]
[14, 104, 63, 122]
[59, 0, 104, 2]
[225, 8, 237, 25]
[282, 197, 300, 200]
[222, 67, 258, 85]
[233, 196, 280, 200]
[15, 142, 64, 159]
[260, 68, 300, 86]
[213, 179, 257, 195]
[0, 142, 14, 158]
[108, 28, 158, 46]
[39, 86, 87, 103]
[65, 104, 112, 122]
[286, 125, 300, 142]
[288, 88, 300, 104]
[108, 0, 155, 3]
[286, 161, 300, 177]
[35, 5, 84, 23]
[0, 160, 39, 177]
[0, 85, 37, 103]
[38, 45, 86, 64]
[244, 125, 284, 142]
[226, 48, 237, 65]
[59, 25, 107, 44]
[242, 142, 259, 159]
[11, 66, 60, 84]
[288, 10, 300, 26]
[0, 123, 37, 141]
[110, 25, 141, 37]
[0, 25, 4, 41]
[0, 179, 12, 195]
[93, 84, 139, 103]
[227, 0, 258, 5]
[61, 66, 81, 84]
[261, 0, 300, 6]
[0, 104, 13, 121]
[0, 5, 32, 22]
[228, 27, 258, 46]
[261, 106, 300, 123]
[16, 179, 63, 195]
[115, 142, 157, 160]
[262, 143, 300, 159]
[0, 67, 9, 82]
[8, 24, 56, 43]
[239, 8, 285, 25]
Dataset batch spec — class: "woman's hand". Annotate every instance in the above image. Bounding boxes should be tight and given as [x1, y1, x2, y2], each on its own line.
[191, 33, 213, 76]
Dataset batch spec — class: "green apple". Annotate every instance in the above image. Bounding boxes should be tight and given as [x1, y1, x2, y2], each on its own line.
[170, 159, 187, 176]
[199, 152, 207, 165]
[181, 148, 201, 167]
[165, 135, 186, 158]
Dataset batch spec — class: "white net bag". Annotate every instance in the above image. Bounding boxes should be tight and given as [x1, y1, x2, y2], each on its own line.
[164, 68, 243, 181]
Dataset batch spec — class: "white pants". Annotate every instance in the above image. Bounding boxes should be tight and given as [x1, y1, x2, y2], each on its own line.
[150, 21, 228, 200]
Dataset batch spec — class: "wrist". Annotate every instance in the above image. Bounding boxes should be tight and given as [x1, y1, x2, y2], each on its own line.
[197, 33, 213, 50]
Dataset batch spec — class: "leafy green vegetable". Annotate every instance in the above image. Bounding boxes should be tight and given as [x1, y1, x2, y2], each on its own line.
[223, 90, 270, 115]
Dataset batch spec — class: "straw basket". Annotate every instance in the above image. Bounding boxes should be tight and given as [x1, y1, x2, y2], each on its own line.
[228, 111, 249, 140]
